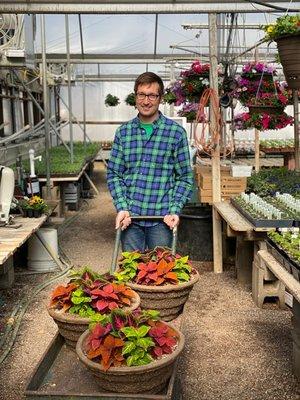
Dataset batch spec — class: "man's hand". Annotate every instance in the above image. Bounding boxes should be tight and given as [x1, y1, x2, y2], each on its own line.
[116, 210, 131, 230]
[163, 214, 179, 229]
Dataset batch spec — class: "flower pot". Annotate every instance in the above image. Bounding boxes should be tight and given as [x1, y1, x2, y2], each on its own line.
[33, 209, 41, 218]
[27, 209, 34, 218]
[76, 323, 185, 394]
[126, 268, 199, 321]
[47, 291, 140, 348]
[276, 35, 300, 89]
[248, 105, 284, 116]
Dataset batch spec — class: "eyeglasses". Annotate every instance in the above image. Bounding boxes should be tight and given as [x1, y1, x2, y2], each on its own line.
[136, 93, 160, 101]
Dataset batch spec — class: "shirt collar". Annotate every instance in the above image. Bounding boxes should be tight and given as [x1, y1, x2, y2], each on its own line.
[132, 111, 165, 129]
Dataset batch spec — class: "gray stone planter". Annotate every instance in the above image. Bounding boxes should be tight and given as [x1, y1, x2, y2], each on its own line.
[47, 290, 140, 348]
[126, 268, 199, 321]
[76, 323, 184, 394]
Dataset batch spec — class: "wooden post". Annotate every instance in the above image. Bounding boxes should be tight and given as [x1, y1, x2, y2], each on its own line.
[294, 89, 300, 171]
[209, 14, 222, 274]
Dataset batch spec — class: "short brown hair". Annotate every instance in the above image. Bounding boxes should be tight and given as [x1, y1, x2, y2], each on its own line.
[134, 72, 164, 96]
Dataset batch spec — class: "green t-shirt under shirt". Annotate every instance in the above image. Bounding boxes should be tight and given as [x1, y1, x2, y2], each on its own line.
[140, 123, 154, 140]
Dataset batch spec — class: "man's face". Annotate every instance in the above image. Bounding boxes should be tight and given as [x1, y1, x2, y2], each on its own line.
[135, 82, 161, 121]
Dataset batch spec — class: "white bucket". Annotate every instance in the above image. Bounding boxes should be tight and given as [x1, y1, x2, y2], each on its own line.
[28, 228, 58, 272]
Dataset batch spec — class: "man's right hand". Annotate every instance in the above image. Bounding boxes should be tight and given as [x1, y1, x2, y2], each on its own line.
[116, 210, 131, 230]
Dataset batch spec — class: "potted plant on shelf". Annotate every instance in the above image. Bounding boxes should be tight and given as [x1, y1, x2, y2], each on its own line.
[48, 267, 140, 348]
[114, 247, 199, 321]
[20, 195, 49, 218]
[105, 94, 120, 107]
[76, 308, 185, 394]
[124, 92, 136, 107]
[262, 15, 300, 89]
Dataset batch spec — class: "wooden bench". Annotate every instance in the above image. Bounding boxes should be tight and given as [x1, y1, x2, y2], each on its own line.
[0, 215, 48, 288]
[213, 202, 275, 287]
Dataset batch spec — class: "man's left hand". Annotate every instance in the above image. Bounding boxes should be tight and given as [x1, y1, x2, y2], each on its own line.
[163, 214, 179, 229]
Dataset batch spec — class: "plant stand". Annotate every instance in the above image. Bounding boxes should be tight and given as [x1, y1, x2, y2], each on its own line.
[25, 324, 183, 399]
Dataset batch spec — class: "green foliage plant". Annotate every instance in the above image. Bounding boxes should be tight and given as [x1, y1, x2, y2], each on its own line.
[114, 247, 193, 285]
[262, 15, 300, 41]
[125, 92, 136, 106]
[83, 309, 179, 370]
[268, 231, 300, 265]
[49, 267, 137, 318]
[105, 94, 120, 107]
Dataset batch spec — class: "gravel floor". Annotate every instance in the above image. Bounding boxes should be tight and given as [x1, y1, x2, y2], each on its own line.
[0, 162, 300, 400]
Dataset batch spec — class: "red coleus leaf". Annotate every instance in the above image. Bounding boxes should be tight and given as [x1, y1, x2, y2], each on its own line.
[137, 269, 148, 282]
[103, 284, 114, 294]
[91, 338, 102, 351]
[165, 337, 177, 347]
[153, 346, 163, 357]
[161, 344, 173, 354]
[164, 272, 178, 283]
[148, 272, 158, 281]
[108, 301, 119, 310]
[95, 300, 109, 312]
[50, 282, 78, 302]
[156, 337, 167, 346]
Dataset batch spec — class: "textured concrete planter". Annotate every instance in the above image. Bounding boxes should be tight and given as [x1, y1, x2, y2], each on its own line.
[48, 291, 140, 348]
[76, 323, 184, 394]
[276, 35, 300, 89]
[126, 268, 199, 321]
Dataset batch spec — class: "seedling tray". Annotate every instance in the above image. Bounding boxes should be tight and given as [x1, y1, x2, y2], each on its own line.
[25, 333, 182, 400]
[231, 198, 294, 228]
[266, 239, 300, 281]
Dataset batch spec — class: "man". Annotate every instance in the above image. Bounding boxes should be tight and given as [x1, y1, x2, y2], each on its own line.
[107, 72, 193, 251]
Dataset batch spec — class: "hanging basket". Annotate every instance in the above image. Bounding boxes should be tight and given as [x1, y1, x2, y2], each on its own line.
[276, 35, 300, 89]
[248, 105, 284, 116]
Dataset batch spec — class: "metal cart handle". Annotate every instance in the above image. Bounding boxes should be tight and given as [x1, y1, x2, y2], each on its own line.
[110, 216, 178, 273]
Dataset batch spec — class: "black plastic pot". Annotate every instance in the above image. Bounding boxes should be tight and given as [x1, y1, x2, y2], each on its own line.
[177, 205, 213, 261]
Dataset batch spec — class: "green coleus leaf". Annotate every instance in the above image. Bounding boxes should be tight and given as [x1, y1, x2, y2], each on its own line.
[126, 355, 135, 367]
[137, 337, 155, 350]
[121, 327, 139, 338]
[176, 271, 191, 282]
[176, 255, 189, 264]
[138, 354, 153, 365]
[142, 310, 160, 320]
[122, 341, 136, 355]
[132, 348, 145, 359]
[137, 325, 151, 338]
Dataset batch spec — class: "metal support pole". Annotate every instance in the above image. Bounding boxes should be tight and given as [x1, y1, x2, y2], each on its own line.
[83, 171, 99, 195]
[82, 65, 87, 148]
[65, 14, 74, 163]
[41, 14, 51, 198]
[293, 89, 300, 171]
[57, 91, 91, 142]
[154, 14, 158, 57]
[12, 70, 71, 155]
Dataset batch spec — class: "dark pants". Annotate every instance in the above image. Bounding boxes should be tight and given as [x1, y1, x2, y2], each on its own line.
[121, 222, 172, 252]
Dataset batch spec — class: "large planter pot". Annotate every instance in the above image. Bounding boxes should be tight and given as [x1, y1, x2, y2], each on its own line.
[47, 291, 140, 348]
[248, 105, 284, 116]
[76, 323, 185, 394]
[276, 35, 300, 89]
[126, 268, 199, 321]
